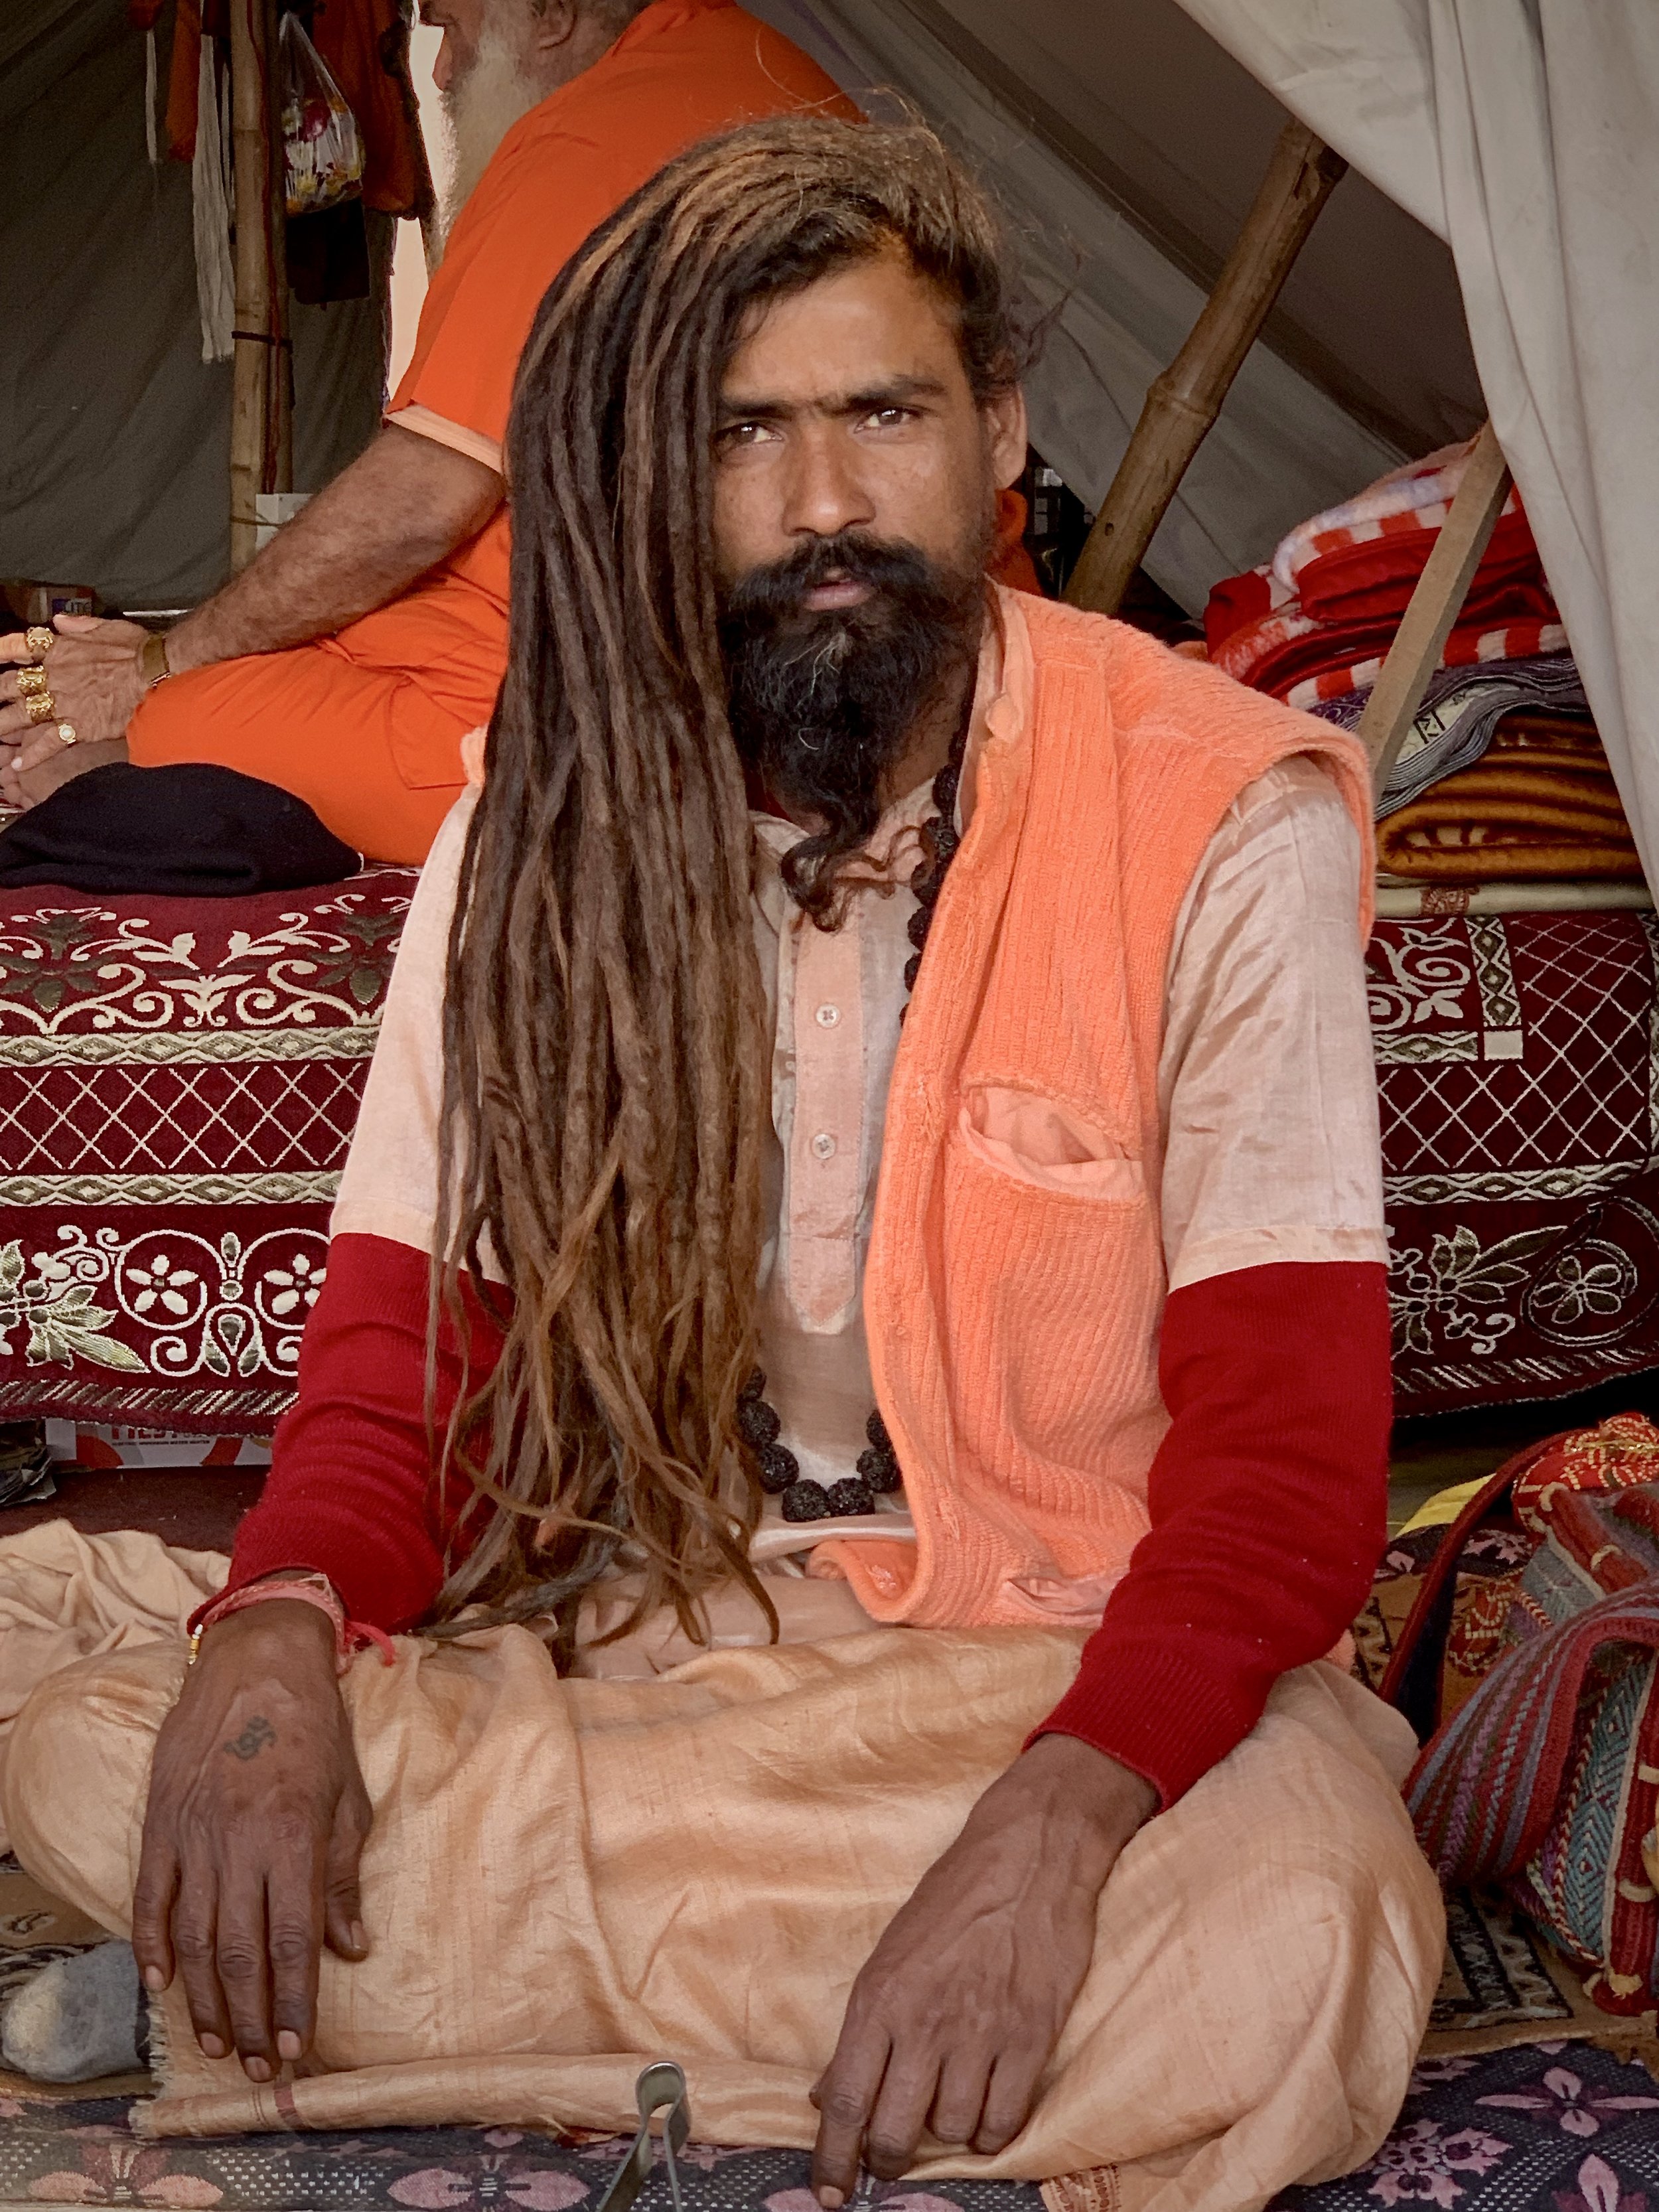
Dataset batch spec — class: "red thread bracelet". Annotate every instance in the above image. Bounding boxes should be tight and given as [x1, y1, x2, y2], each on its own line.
[186, 1574, 396, 1675]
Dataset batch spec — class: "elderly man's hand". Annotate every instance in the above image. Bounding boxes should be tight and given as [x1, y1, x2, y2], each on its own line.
[0, 615, 149, 751]
[810, 1734, 1156, 2200]
[132, 1598, 374, 2081]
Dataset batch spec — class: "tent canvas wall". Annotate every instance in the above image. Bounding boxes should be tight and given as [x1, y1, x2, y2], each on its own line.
[0, 0, 393, 609]
[7, 0, 1652, 887]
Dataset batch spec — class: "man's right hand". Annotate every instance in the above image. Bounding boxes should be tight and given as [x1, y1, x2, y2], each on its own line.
[132, 1599, 374, 2080]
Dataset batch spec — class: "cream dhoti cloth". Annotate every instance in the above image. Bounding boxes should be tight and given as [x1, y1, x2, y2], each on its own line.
[0, 1524, 1444, 2212]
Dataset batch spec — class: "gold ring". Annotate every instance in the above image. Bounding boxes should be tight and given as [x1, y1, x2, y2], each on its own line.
[24, 627, 54, 662]
[16, 667, 52, 701]
[55, 722, 78, 747]
[23, 693, 58, 725]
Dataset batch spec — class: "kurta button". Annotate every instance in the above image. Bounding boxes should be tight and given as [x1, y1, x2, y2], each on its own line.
[815, 1003, 841, 1028]
[811, 1132, 837, 1160]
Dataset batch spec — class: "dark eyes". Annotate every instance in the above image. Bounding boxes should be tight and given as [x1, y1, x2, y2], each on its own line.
[714, 406, 919, 452]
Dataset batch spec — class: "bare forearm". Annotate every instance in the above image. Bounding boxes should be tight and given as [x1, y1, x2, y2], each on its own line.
[167, 426, 502, 674]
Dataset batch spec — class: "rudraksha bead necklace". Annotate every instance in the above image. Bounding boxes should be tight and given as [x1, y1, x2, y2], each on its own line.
[743, 720, 968, 1526]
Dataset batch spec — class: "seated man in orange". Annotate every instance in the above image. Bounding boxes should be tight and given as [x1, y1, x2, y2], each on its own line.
[0, 0, 856, 865]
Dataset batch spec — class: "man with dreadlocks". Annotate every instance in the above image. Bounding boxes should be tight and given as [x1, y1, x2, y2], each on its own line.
[5, 119, 1441, 2203]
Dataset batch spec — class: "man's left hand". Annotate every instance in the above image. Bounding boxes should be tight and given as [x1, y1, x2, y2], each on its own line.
[0, 615, 149, 751]
[810, 1733, 1157, 2201]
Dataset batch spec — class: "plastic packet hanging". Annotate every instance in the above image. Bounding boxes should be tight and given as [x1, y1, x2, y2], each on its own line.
[279, 13, 364, 217]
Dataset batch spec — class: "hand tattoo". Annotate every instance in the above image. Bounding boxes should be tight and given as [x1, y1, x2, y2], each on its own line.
[224, 1716, 277, 1762]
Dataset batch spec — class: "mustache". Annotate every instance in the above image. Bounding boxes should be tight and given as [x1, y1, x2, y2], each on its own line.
[719, 532, 960, 629]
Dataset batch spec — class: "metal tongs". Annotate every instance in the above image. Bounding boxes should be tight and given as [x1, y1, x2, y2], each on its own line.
[595, 2061, 693, 2212]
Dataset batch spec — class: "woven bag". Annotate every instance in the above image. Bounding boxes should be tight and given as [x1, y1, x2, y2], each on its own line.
[1392, 1414, 1659, 2014]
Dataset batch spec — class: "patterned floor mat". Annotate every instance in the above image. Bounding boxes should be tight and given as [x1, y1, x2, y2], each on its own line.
[5, 1519, 1654, 2203]
[3, 2043, 1659, 2210]
[1279, 2041, 1659, 2209]
[0, 2092, 1043, 2211]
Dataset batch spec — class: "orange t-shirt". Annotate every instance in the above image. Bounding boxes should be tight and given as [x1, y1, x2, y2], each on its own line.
[328, 0, 855, 765]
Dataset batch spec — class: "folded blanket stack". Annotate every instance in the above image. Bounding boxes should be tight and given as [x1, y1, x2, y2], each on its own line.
[1205, 439, 1563, 711]
[1206, 441, 1648, 889]
[1307, 653, 1591, 817]
[1373, 710, 1643, 883]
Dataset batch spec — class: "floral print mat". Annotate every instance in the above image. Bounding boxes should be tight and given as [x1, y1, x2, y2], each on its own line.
[1278, 2042, 1659, 2209]
[2, 2043, 1658, 2211]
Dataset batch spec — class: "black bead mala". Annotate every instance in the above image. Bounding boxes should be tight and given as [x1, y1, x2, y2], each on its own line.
[743, 729, 968, 1526]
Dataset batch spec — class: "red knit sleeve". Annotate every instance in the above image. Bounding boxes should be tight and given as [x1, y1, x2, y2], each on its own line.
[230, 1232, 508, 1631]
[1033, 1259, 1392, 1805]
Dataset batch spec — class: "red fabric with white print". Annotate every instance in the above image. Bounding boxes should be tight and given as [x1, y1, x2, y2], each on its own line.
[0, 867, 417, 1435]
[1204, 439, 1565, 709]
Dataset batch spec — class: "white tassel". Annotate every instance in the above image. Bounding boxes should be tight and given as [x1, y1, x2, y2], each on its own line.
[145, 27, 159, 167]
[192, 38, 235, 362]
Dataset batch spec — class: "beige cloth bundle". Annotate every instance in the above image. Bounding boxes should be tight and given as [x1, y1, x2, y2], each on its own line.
[0, 1524, 1443, 2212]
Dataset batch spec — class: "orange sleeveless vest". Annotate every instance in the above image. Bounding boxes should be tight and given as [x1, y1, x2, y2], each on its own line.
[818, 592, 1374, 1628]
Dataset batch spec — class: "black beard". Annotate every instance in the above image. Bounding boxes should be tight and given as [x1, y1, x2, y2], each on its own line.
[718, 529, 987, 926]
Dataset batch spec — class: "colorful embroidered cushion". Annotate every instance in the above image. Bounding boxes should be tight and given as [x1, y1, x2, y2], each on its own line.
[1406, 1414, 1659, 2013]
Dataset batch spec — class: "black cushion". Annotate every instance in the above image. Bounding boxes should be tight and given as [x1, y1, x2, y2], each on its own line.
[0, 763, 361, 895]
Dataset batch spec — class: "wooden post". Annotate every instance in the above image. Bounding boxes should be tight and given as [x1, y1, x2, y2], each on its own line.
[228, 0, 289, 573]
[1357, 420, 1512, 796]
[1065, 120, 1347, 617]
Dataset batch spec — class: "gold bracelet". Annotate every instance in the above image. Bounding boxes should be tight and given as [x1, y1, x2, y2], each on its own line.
[138, 632, 173, 691]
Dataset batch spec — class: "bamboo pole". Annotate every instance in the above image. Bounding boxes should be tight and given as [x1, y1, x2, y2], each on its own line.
[228, 0, 289, 573]
[1357, 420, 1512, 797]
[1065, 120, 1347, 617]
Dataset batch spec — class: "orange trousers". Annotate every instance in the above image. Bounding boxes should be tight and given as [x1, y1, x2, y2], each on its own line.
[127, 642, 477, 867]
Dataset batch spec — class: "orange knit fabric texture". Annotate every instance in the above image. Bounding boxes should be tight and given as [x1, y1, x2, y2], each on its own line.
[818, 593, 1374, 1627]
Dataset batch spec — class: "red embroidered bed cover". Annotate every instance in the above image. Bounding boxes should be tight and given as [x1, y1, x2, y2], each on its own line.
[0, 870, 416, 1435]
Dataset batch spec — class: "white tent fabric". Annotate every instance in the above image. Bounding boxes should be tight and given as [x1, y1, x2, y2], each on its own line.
[1176, 0, 1659, 878]
[748, 0, 1402, 615]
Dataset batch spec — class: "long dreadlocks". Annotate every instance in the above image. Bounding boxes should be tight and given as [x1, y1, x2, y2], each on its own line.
[427, 115, 1019, 1649]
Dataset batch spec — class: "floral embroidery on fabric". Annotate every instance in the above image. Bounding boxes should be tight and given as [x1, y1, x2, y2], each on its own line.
[1358, 2120, 1510, 2205]
[386, 2161, 589, 2209]
[1390, 1223, 1561, 1359]
[0, 1229, 330, 1380]
[1272, 2041, 1659, 2209]
[1554, 2154, 1651, 2212]
[1368, 931, 1479, 1041]
[1371, 911, 1659, 1416]
[0, 889, 407, 1037]
[23, 2138, 224, 2206]
[8, 2041, 1659, 2212]
[1479, 2064, 1659, 2137]
[0, 871, 415, 1430]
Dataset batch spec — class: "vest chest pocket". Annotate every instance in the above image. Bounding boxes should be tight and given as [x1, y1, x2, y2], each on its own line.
[956, 1085, 1145, 1202]
[937, 1088, 1164, 1469]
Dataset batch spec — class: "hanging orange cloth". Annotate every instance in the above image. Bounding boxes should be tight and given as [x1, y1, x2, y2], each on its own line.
[161, 0, 226, 162]
[164, 0, 200, 160]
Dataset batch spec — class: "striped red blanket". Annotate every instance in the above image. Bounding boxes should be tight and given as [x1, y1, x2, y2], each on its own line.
[1206, 439, 1565, 707]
